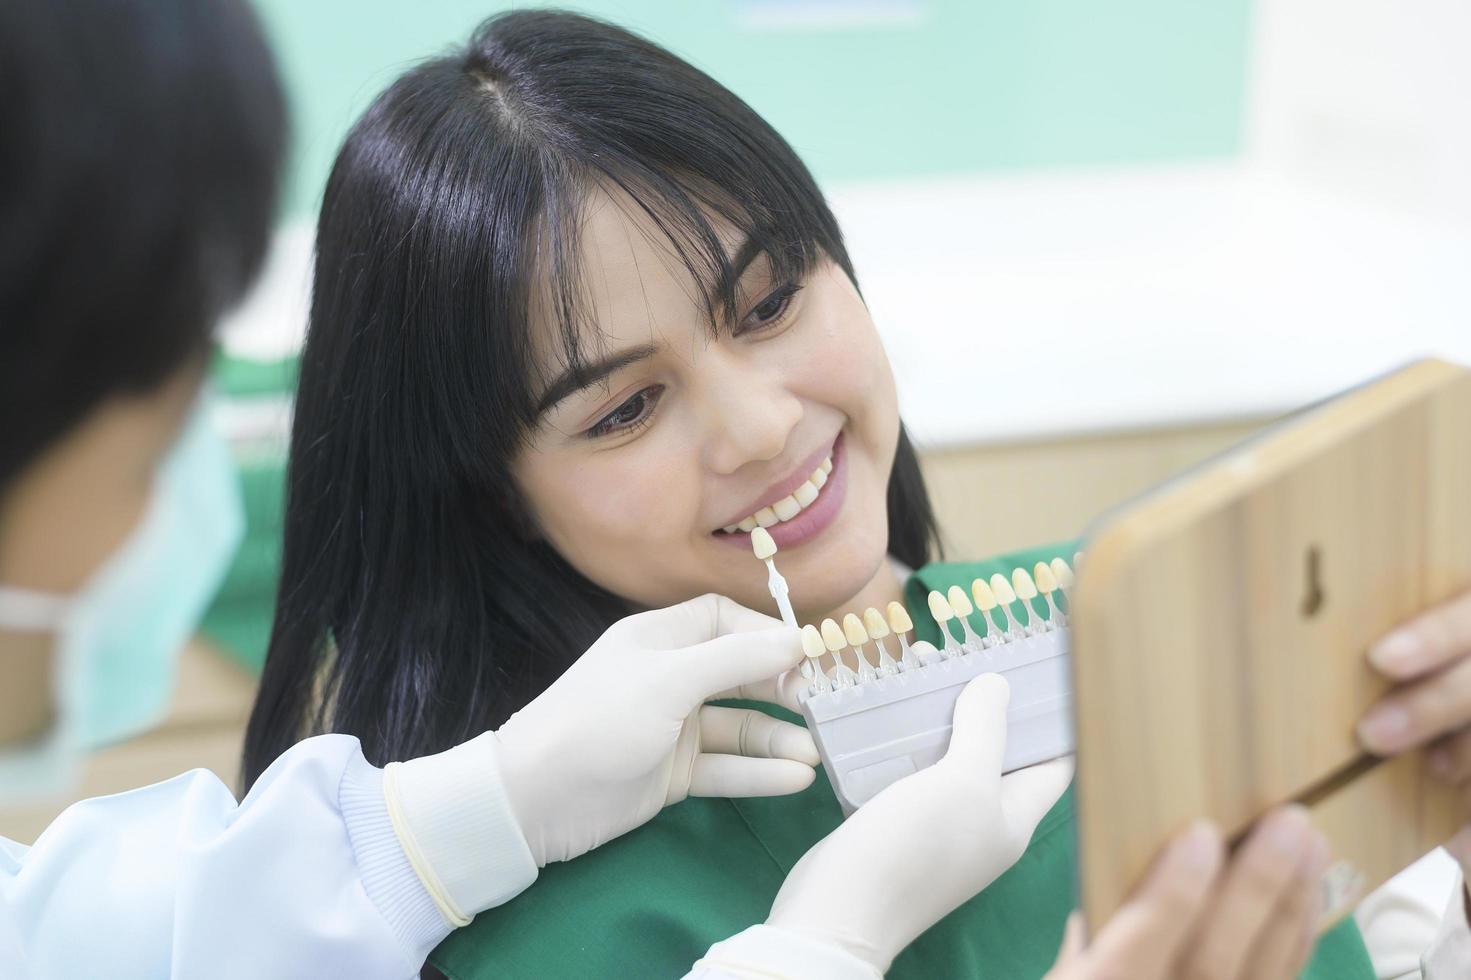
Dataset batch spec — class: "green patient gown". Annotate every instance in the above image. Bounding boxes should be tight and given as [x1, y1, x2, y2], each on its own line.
[431, 542, 1374, 979]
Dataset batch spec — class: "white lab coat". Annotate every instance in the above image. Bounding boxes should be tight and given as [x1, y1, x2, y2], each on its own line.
[1, 735, 454, 979]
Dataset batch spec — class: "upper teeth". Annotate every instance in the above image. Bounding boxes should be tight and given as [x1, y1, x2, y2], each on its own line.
[723, 455, 833, 533]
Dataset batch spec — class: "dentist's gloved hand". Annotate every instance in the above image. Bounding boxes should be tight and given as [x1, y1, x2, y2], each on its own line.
[496, 593, 817, 866]
[762, 669, 1073, 973]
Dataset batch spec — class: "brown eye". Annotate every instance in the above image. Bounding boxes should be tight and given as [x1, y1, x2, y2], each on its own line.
[588, 386, 663, 439]
[739, 283, 802, 335]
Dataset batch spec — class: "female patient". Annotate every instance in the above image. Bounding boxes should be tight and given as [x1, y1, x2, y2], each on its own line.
[244, 11, 1374, 978]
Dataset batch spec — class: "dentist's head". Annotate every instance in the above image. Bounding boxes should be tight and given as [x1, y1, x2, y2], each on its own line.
[0, 0, 285, 758]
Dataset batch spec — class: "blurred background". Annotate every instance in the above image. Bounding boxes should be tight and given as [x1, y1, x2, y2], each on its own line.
[6, 0, 1470, 877]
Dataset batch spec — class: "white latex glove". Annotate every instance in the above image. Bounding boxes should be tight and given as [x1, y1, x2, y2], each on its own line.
[496, 593, 818, 865]
[764, 669, 1074, 973]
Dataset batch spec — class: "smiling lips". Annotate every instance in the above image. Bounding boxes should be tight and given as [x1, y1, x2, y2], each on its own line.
[719, 453, 834, 534]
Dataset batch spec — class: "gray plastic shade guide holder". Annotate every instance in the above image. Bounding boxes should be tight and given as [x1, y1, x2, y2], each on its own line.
[800, 627, 1074, 815]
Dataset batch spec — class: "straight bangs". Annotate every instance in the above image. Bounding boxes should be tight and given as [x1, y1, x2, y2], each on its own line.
[536, 162, 840, 407]
[459, 17, 856, 441]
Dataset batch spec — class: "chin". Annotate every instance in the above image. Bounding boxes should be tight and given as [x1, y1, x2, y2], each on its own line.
[793, 546, 888, 619]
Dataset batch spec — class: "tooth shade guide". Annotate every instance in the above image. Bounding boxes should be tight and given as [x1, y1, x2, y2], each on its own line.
[870, 632, 899, 675]
[925, 590, 967, 659]
[1050, 557, 1074, 592]
[797, 610, 1072, 816]
[989, 572, 1025, 634]
[799, 624, 830, 695]
[988, 573, 1016, 604]
[1011, 568, 1038, 600]
[749, 526, 796, 627]
[842, 613, 878, 682]
[968, 577, 1004, 647]
[945, 585, 974, 617]
[1010, 568, 1042, 635]
[1034, 561, 1068, 628]
[817, 618, 858, 689]
[884, 601, 921, 671]
[862, 607, 890, 638]
[885, 601, 913, 634]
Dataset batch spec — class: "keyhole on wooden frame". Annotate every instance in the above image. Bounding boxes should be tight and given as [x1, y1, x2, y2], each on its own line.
[1301, 545, 1326, 618]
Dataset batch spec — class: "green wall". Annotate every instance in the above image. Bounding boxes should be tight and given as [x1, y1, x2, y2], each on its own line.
[255, 0, 1254, 220]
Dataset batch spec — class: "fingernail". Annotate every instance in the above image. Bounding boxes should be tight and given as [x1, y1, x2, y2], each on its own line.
[1179, 820, 1221, 872]
[1357, 705, 1411, 752]
[1266, 807, 1311, 855]
[1369, 629, 1422, 674]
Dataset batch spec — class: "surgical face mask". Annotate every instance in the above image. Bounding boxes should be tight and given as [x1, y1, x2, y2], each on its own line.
[0, 403, 244, 762]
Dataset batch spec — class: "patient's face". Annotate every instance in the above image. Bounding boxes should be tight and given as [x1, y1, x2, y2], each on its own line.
[512, 190, 900, 621]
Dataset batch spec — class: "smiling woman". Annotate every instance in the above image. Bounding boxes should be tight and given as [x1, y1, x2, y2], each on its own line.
[241, 9, 1375, 980]
[242, 8, 938, 780]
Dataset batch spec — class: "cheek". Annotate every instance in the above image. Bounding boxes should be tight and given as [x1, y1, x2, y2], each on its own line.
[781, 283, 899, 450]
[518, 447, 700, 597]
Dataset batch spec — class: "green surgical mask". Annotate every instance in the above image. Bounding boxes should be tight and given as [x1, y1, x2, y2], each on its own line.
[0, 402, 243, 789]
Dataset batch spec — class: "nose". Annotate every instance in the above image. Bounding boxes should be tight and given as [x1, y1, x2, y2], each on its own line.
[698, 357, 803, 476]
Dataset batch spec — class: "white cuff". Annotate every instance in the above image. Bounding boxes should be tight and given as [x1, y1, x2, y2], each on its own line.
[691, 925, 884, 980]
[383, 731, 539, 927]
[338, 753, 452, 962]
[1422, 873, 1471, 978]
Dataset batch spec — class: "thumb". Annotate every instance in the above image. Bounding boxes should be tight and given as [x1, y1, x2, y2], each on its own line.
[1000, 756, 1074, 836]
[942, 673, 1012, 776]
[624, 593, 783, 650]
[662, 624, 805, 705]
[1049, 911, 1087, 972]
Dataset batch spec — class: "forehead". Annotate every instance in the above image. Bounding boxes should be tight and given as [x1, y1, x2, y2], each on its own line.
[529, 184, 749, 373]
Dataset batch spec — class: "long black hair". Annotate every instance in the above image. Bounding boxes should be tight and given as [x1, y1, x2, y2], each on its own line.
[243, 9, 939, 785]
[0, 0, 284, 493]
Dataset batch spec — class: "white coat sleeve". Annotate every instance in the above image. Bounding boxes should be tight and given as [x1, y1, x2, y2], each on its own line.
[1354, 854, 1471, 980]
[0, 731, 538, 979]
[1420, 874, 1471, 978]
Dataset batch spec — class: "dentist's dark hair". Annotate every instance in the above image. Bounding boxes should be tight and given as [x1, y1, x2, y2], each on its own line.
[244, 9, 938, 784]
[0, 0, 285, 493]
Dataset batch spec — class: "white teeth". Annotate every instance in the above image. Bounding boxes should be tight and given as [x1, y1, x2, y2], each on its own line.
[726, 454, 834, 533]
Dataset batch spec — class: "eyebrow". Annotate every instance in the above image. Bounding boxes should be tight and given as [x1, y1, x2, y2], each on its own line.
[535, 342, 661, 417]
[532, 237, 775, 418]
